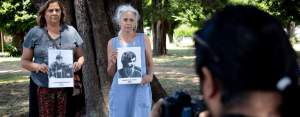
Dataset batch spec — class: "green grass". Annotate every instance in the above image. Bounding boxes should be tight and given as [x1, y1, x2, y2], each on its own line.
[0, 75, 29, 84]
[166, 48, 195, 56]
[153, 48, 195, 67]
[0, 81, 29, 116]
[0, 60, 20, 65]
[157, 78, 199, 97]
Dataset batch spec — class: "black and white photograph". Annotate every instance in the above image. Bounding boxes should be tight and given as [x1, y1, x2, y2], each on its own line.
[48, 50, 74, 88]
[117, 47, 142, 84]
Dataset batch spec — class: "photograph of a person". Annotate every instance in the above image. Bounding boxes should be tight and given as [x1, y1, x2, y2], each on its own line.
[48, 50, 73, 79]
[117, 47, 142, 84]
[118, 51, 141, 78]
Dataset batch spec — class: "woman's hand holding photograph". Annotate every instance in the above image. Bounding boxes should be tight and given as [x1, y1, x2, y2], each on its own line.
[36, 63, 49, 74]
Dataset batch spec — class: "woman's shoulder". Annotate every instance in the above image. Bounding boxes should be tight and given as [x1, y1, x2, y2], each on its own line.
[29, 26, 42, 33]
[27, 26, 44, 38]
[63, 24, 77, 32]
[140, 33, 150, 41]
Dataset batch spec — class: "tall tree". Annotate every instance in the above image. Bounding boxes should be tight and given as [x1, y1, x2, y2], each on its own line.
[143, 0, 229, 55]
[0, 0, 38, 55]
[256, 0, 300, 39]
[31, 0, 167, 116]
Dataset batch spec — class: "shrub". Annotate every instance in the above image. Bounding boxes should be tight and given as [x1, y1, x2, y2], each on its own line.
[174, 25, 199, 39]
[0, 40, 21, 57]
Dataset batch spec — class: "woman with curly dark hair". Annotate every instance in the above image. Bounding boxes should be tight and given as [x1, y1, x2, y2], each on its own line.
[21, 0, 84, 116]
[150, 5, 300, 117]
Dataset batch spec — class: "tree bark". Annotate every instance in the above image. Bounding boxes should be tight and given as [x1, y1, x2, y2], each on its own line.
[1, 30, 3, 53]
[287, 21, 296, 43]
[151, 0, 168, 55]
[153, 19, 168, 55]
[31, 0, 168, 116]
[11, 30, 26, 54]
[74, 0, 107, 116]
[150, 74, 168, 102]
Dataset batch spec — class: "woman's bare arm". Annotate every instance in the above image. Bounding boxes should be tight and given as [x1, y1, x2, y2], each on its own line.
[144, 34, 154, 78]
[73, 46, 84, 72]
[107, 39, 118, 77]
[21, 47, 48, 74]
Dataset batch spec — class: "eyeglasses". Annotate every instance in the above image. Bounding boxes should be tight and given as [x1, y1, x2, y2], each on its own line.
[193, 33, 220, 62]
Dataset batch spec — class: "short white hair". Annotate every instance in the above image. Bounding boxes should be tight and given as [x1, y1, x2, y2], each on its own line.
[113, 4, 140, 36]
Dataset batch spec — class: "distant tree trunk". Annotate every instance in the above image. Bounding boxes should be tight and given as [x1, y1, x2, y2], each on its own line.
[31, 0, 167, 116]
[11, 30, 26, 54]
[168, 21, 174, 43]
[287, 21, 296, 43]
[152, 0, 168, 55]
[287, 21, 295, 38]
[1, 30, 3, 53]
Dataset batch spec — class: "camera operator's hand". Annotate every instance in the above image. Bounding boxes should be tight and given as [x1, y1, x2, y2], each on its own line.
[199, 110, 209, 117]
[149, 98, 164, 117]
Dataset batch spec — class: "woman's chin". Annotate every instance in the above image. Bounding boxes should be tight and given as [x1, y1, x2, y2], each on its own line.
[123, 29, 134, 33]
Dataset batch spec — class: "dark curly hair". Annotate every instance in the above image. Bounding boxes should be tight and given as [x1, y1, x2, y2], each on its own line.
[121, 51, 136, 67]
[194, 5, 300, 116]
[36, 0, 66, 27]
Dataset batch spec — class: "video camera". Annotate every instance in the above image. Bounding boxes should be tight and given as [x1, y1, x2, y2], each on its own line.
[160, 90, 208, 117]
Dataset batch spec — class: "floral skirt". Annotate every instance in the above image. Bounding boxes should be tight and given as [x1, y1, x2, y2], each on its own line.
[37, 86, 68, 117]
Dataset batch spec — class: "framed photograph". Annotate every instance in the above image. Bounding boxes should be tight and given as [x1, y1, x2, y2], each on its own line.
[48, 50, 74, 88]
[117, 47, 142, 84]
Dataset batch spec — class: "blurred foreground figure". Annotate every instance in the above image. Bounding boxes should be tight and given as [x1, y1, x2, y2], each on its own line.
[150, 5, 300, 117]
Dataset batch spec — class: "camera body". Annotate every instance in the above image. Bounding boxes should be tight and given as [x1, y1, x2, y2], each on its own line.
[160, 90, 208, 117]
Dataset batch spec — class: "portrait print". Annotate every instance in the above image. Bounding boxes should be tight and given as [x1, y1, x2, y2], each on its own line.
[48, 50, 74, 88]
[117, 47, 142, 84]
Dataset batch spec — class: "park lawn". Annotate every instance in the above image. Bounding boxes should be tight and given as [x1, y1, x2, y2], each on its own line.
[153, 48, 196, 68]
[0, 48, 197, 116]
[0, 75, 29, 117]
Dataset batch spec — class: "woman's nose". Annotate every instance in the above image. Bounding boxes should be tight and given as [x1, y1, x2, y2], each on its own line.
[52, 11, 57, 15]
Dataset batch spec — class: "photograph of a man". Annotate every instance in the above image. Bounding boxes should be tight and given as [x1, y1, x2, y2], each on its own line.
[118, 51, 141, 78]
[49, 52, 73, 78]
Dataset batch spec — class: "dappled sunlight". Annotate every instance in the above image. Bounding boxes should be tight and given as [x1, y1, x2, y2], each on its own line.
[21, 101, 29, 106]
[0, 58, 21, 62]
[0, 70, 24, 73]
[0, 79, 29, 84]
[182, 56, 196, 58]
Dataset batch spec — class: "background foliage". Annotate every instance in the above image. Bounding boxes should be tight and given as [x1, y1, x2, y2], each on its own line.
[0, 0, 38, 56]
[0, 0, 37, 34]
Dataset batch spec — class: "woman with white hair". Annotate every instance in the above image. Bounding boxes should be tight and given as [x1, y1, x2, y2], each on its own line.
[106, 4, 154, 117]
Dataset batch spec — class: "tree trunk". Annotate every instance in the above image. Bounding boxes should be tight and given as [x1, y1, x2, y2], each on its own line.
[168, 33, 173, 43]
[150, 74, 168, 102]
[1, 30, 3, 53]
[287, 21, 295, 38]
[152, 0, 168, 55]
[31, 0, 168, 116]
[287, 21, 296, 43]
[11, 30, 26, 54]
[153, 19, 168, 55]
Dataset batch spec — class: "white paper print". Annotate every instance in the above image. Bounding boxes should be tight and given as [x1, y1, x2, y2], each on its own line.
[48, 50, 74, 88]
[117, 47, 142, 84]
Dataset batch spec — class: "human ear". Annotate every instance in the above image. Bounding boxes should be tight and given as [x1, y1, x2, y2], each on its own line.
[118, 22, 121, 27]
[201, 67, 218, 98]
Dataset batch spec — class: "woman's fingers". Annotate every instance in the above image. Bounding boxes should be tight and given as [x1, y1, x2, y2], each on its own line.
[141, 75, 152, 85]
[73, 62, 82, 72]
[111, 54, 117, 64]
[36, 63, 48, 74]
